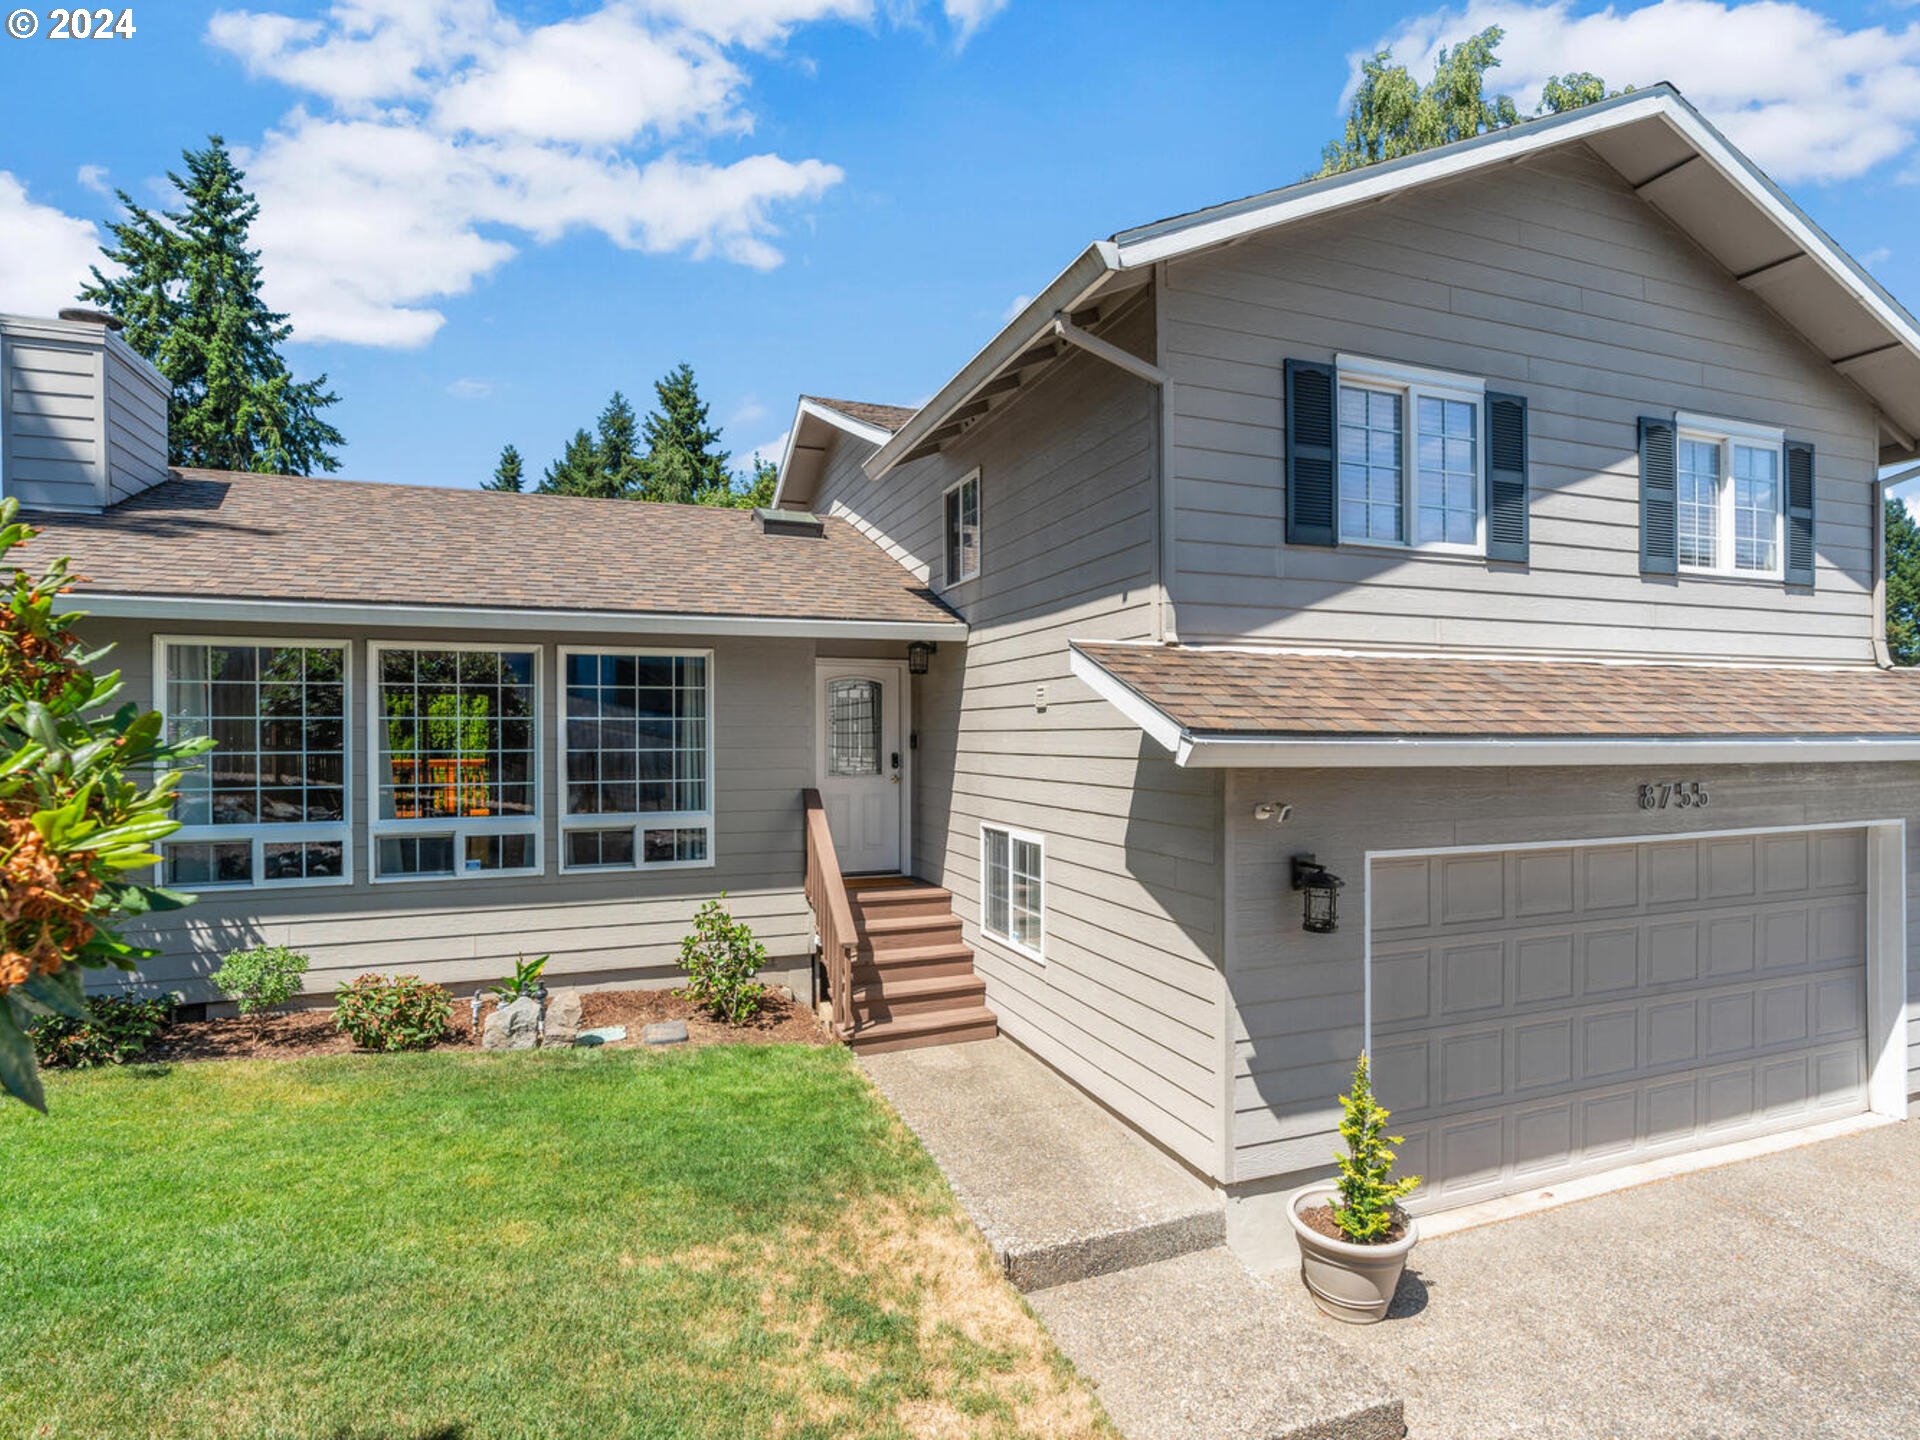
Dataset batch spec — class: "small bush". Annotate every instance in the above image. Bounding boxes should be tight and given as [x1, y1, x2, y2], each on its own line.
[213, 944, 310, 1021]
[1331, 1052, 1421, 1243]
[488, 953, 548, 1002]
[679, 895, 767, 1025]
[30, 993, 176, 1069]
[333, 973, 451, 1052]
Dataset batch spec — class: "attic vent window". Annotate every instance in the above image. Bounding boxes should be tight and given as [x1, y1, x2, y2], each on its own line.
[755, 507, 824, 537]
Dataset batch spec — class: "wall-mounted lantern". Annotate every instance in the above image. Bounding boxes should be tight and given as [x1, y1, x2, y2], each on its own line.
[907, 640, 936, 675]
[1291, 854, 1345, 934]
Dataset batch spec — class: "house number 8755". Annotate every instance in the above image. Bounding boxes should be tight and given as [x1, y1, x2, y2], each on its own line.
[1638, 781, 1709, 810]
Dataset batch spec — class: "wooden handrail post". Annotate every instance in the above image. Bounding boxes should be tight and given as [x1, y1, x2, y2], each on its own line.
[802, 788, 859, 1041]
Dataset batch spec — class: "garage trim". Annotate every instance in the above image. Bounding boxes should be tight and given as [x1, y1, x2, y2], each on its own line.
[1361, 820, 1910, 1149]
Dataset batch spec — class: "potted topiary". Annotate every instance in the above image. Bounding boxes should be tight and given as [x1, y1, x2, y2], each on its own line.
[1287, 1053, 1421, 1324]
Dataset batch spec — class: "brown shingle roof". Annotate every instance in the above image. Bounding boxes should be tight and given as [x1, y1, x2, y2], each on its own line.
[1075, 643, 1920, 738]
[24, 470, 957, 626]
[803, 396, 918, 432]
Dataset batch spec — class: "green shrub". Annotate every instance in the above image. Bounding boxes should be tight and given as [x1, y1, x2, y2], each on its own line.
[1331, 1052, 1421, 1243]
[29, 992, 176, 1069]
[488, 953, 548, 1002]
[333, 973, 450, 1052]
[679, 895, 767, 1025]
[213, 944, 310, 1021]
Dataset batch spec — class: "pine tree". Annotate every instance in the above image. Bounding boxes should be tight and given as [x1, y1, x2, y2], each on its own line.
[484, 444, 525, 493]
[595, 391, 644, 496]
[739, 456, 779, 509]
[79, 136, 343, 475]
[538, 429, 613, 497]
[640, 363, 731, 505]
[1887, 496, 1920, 665]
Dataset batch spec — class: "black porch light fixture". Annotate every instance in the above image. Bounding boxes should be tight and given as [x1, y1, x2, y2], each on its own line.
[907, 640, 936, 675]
[1291, 854, 1345, 934]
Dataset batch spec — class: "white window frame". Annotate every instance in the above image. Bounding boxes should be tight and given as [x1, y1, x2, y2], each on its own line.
[978, 821, 1045, 963]
[153, 635, 354, 893]
[368, 641, 543, 885]
[1334, 354, 1488, 557]
[942, 469, 982, 588]
[1674, 411, 1788, 581]
[557, 645, 716, 875]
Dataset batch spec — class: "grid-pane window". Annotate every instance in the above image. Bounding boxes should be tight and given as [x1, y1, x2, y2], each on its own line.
[981, 825, 1043, 959]
[559, 650, 713, 872]
[1678, 438, 1720, 568]
[1415, 396, 1478, 546]
[827, 678, 881, 777]
[1732, 443, 1780, 573]
[159, 641, 349, 889]
[944, 473, 980, 585]
[1338, 386, 1403, 543]
[373, 647, 539, 880]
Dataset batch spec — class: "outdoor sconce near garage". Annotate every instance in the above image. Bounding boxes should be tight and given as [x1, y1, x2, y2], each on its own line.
[907, 641, 936, 675]
[1291, 855, 1345, 935]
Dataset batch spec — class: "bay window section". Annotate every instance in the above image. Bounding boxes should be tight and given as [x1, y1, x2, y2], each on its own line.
[157, 639, 349, 890]
[559, 649, 713, 872]
[372, 645, 540, 881]
[1675, 414, 1787, 579]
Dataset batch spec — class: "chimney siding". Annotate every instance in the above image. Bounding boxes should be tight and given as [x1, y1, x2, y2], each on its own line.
[0, 314, 170, 512]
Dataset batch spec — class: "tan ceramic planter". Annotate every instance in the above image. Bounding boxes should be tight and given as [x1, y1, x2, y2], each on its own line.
[1286, 1183, 1418, 1324]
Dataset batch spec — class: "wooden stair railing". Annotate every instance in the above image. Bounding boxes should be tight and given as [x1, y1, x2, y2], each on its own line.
[802, 788, 859, 1040]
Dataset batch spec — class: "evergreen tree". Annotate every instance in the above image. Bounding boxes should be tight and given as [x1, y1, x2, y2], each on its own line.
[538, 429, 612, 497]
[1318, 28, 1624, 177]
[79, 136, 343, 474]
[640, 363, 731, 504]
[484, 444, 525, 493]
[595, 391, 645, 496]
[739, 456, 779, 509]
[1887, 496, 1920, 665]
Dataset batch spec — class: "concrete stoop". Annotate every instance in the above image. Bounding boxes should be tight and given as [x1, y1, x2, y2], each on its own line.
[859, 1038, 1406, 1440]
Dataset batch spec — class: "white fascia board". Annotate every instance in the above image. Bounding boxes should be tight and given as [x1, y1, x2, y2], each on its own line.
[772, 398, 896, 508]
[1067, 644, 1184, 752]
[64, 592, 969, 643]
[1175, 734, 1920, 769]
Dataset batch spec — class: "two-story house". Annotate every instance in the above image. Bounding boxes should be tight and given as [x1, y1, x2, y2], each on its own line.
[8, 85, 1919, 1261]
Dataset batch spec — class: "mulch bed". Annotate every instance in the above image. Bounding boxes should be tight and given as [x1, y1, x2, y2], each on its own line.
[143, 985, 829, 1063]
[1298, 1202, 1410, 1246]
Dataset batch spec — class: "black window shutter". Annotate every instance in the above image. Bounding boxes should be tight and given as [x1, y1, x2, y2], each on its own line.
[1639, 414, 1678, 575]
[1484, 391, 1528, 563]
[1284, 358, 1337, 547]
[1784, 438, 1815, 587]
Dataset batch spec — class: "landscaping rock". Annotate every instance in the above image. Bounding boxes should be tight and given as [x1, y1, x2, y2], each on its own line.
[574, 1026, 626, 1047]
[482, 996, 541, 1051]
[541, 989, 582, 1048]
[642, 1020, 689, 1046]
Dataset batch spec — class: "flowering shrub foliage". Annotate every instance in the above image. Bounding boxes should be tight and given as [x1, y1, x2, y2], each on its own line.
[334, 973, 452, 1052]
[29, 992, 176, 1069]
[0, 499, 210, 1110]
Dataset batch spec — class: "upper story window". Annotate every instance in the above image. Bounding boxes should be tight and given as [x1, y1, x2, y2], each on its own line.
[372, 644, 540, 882]
[943, 470, 981, 586]
[157, 638, 351, 891]
[1335, 356, 1485, 554]
[1674, 414, 1786, 579]
[560, 649, 714, 873]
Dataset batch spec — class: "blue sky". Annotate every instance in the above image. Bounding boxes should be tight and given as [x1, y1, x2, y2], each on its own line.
[4, 0, 1919, 489]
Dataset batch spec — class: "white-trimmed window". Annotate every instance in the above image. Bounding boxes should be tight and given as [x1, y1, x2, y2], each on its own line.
[980, 823, 1044, 961]
[1675, 413, 1786, 579]
[371, 644, 540, 881]
[943, 470, 981, 586]
[1335, 354, 1485, 554]
[157, 638, 351, 890]
[560, 648, 714, 873]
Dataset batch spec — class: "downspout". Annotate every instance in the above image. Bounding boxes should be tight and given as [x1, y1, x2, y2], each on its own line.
[1874, 472, 1895, 669]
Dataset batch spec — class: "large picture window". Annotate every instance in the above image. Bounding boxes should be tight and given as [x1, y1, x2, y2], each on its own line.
[1335, 355, 1486, 555]
[157, 639, 350, 890]
[560, 649, 713, 872]
[372, 645, 540, 881]
[980, 823, 1044, 961]
[1675, 413, 1786, 579]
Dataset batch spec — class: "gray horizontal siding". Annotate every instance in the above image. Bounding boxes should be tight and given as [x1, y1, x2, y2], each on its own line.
[2, 336, 101, 510]
[1165, 144, 1883, 662]
[103, 342, 169, 503]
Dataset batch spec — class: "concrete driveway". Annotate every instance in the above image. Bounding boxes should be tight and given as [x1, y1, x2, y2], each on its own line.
[1328, 1120, 1920, 1438]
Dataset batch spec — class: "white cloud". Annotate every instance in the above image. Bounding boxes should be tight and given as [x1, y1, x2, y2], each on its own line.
[0, 173, 99, 315]
[1863, 246, 1893, 269]
[999, 291, 1033, 323]
[1353, 1, 1920, 183]
[445, 377, 496, 399]
[76, 164, 111, 195]
[747, 427, 791, 469]
[943, 0, 1009, 45]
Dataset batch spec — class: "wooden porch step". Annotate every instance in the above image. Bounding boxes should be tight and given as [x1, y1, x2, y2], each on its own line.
[848, 883, 954, 920]
[851, 971, 988, 1021]
[846, 1005, 999, 1055]
[854, 912, 965, 950]
[851, 941, 980, 983]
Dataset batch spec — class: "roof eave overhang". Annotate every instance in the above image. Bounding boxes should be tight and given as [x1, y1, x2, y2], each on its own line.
[773, 398, 898, 509]
[63, 591, 969, 643]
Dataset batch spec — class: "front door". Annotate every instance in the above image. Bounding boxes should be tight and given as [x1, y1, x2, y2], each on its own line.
[816, 662, 903, 874]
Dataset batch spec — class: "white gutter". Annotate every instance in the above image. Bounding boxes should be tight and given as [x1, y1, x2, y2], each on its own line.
[1175, 734, 1920, 769]
[64, 592, 969, 643]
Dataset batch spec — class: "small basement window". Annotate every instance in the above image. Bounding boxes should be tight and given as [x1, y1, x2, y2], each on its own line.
[980, 823, 1044, 961]
[943, 470, 981, 587]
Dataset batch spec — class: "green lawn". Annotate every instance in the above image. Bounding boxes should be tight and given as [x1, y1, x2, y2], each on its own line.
[0, 1045, 1111, 1440]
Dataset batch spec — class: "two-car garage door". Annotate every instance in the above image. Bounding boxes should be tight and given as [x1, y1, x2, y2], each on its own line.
[1370, 828, 1871, 1212]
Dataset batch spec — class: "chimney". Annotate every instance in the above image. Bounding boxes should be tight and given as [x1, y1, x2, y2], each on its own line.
[1, 311, 170, 513]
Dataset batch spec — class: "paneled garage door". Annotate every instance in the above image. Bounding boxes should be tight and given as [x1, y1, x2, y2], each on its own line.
[1370, 829, 1870, 1212]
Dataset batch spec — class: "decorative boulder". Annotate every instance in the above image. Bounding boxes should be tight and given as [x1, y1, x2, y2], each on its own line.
[541, 989, 582, 1048]
[642, 1020, 690, 1047]
[481, 995, 541, 1051]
